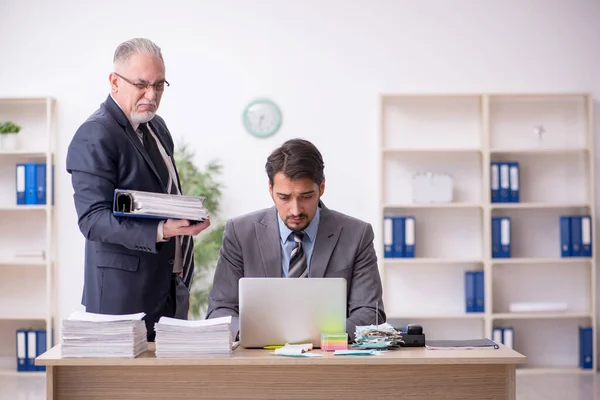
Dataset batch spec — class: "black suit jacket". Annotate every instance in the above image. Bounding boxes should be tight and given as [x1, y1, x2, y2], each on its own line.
[66, 95, 191, 322]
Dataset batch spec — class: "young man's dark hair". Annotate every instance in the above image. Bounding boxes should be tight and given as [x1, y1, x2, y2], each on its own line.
[265, 139, 325, 185]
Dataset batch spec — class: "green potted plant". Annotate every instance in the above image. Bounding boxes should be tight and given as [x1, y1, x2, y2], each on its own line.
[173, 140, 226, 319]
[0, 121, 21, 150]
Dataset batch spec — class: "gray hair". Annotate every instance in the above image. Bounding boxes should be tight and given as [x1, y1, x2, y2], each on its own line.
[113, 38, 164, 67]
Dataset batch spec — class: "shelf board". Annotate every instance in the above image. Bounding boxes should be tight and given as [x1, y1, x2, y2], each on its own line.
[490, 202, 590, 210]
[0, 205, 49, 212]
[385, 258, 483, 265]
[490, 148, 588, 155]
[0, 357, 45, 376]
[388, 313, 485, 320]
[516, 366, 595, 375]
[0, 150, 52, 156]
[0, 258, 46, 266]
[0, 315, 48, 321]
[491, 257, 592, 265]
[382, 148, 481, 155]
[384, 203, 482, 209]
[492, 311, 592, 320]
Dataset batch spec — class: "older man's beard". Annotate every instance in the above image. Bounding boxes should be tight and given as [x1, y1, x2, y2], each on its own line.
[130, 100, 157, 124]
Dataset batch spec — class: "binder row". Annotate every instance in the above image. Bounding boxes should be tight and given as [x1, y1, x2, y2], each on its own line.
[16, 329, 47, 372]
[16, 163, 53, 205]
[491, 217, 511, 258]
[492, 327, 514, 349]
[491, 161, 519, 203]
[465, 270, 484, 312]
[579, 326, 593, 369]
[383, 216, 415, 258]
[560, 215, 592, 257]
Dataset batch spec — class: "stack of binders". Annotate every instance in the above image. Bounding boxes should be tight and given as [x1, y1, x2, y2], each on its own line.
[16, 163, 53, 205]
[15, 329, 47, 372]
[560, 215, 592, 257]
[383, 216, 415, 258]
[492, 327, 514, 349]
[491, 161, 520, 203]
[465, 270, 484, 313]
[492, 217, 511, 258]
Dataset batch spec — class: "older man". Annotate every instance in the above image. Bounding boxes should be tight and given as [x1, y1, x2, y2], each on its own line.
[66, 38, 210, 340]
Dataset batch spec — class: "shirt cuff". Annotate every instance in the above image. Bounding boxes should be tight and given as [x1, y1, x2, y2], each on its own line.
[157, 220, 168, 242]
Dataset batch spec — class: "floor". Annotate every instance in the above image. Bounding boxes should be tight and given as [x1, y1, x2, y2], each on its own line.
[1, 372, 600, 399]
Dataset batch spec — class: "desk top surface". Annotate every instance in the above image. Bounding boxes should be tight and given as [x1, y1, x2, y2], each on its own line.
[37, 343, 526, 367]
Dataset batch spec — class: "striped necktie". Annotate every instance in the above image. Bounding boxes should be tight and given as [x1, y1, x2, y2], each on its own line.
[288, 231, 307, 278]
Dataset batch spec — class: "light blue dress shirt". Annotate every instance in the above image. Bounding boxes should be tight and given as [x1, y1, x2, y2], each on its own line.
[278, 207, 321, 277]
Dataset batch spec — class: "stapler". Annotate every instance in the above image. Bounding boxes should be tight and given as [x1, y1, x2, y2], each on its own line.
[398, 324, 426, 347]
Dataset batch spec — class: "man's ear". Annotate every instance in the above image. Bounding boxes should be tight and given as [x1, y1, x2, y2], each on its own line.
[268, 181, 274, 198]
[319, 179, 325, 197]
[109, 72, 119, 93]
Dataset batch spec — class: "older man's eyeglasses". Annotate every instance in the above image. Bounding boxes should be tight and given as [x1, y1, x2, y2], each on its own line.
[114, 72, 170, 92]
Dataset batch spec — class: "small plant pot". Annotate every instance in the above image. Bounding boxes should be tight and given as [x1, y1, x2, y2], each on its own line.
[1, 134, 18, 151]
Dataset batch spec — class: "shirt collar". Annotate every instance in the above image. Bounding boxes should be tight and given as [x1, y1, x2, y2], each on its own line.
[277, 206, 321, 244]
[110, 93, 140, 131]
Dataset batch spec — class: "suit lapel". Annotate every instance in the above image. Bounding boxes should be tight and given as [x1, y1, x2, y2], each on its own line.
[103, 95, 166, 193]
[310, 205, 342, 278]
[255, 207, 283, 277]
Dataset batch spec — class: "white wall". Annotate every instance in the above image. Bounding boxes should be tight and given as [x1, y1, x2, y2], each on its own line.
[1, 0, 599, 333]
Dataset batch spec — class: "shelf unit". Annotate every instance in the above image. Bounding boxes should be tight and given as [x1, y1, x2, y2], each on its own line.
[379, 93, 596, 372]
[0, 97, 56, 374]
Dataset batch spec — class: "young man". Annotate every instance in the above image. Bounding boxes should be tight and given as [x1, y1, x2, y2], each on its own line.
[66, 38, 210, 340]
[206, 138, 385, 338]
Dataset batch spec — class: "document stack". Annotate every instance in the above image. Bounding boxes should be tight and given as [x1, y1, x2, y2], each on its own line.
[155, 316, 233, 358]
[61, 312, 147, 358]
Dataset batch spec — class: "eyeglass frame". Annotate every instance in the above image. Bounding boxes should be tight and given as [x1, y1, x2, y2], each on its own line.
[114, 72, 170, 92]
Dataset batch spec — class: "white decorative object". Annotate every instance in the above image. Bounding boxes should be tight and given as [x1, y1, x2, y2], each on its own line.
[412, 172, 453, 203]
[1, 134, 18, 151]
[508, 302, 568, 313]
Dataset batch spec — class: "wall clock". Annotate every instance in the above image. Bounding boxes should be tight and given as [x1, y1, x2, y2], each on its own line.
[242, 98, 282, 138]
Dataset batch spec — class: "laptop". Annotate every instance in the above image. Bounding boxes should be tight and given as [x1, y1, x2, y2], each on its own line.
[238, 277, 347, 348]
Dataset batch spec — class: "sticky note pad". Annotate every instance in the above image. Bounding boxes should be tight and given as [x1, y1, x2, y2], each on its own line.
[320, 332, 348, 351]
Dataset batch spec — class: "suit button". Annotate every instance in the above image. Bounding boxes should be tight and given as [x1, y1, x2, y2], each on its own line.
[169, 259, 174, 265]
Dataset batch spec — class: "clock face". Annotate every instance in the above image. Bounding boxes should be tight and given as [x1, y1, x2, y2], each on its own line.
[242, 98, 282, 138]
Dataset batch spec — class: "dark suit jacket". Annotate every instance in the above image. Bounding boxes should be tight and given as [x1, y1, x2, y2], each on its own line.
[66, 95, 192, 324]
[206, 204, 386, 338]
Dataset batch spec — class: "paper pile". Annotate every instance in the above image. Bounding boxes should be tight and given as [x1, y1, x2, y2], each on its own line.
[155, 316, 233, 358]
[61, 311, 147, 358]
[353, 323, 404, 350]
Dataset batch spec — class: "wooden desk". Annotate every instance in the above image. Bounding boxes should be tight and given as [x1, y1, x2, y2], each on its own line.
[37, 343, 525, 400]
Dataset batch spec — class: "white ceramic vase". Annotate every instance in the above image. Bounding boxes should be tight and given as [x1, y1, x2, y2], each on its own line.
[1, 134, 18, 151]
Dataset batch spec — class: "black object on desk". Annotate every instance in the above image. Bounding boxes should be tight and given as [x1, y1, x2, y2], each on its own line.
[398, 324, 426, 347]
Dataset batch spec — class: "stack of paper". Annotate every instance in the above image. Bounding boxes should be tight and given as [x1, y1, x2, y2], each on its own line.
[61, 312, 147, 358]
[155, 316, 233, 358]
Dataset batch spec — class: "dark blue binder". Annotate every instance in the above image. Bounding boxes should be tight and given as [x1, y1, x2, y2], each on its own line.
[24, 163, 37, 205]
[581, 215, 592, 257]
[392, 217, 405, 258]
[383, 217, 393, 258]
[560, 216, 572, 257]
[579, 326, 593, 369]
[35, 330, 46, 371]
[571, 216, 583, 257]
[465, 271, 475, 313]
[492, 217, 501, 258]
[508, 162, 520, 203]
[404, 216, 415, 258]
[16, 329, 27, 372]
[35, 163, 46, 205]
[490, 162, 499, 203]
[474, 270, 484, 312]
[499, 163, 510, 202]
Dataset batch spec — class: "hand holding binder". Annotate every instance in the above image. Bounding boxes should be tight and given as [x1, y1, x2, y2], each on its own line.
[163, 217, 211, 239]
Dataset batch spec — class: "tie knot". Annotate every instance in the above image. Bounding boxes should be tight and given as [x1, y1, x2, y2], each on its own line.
[292, 231, 304, 243]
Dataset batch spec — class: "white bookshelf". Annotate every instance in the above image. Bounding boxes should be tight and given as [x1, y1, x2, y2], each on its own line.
[379, 93, 596, 372]
[0, 97, 56, 374]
